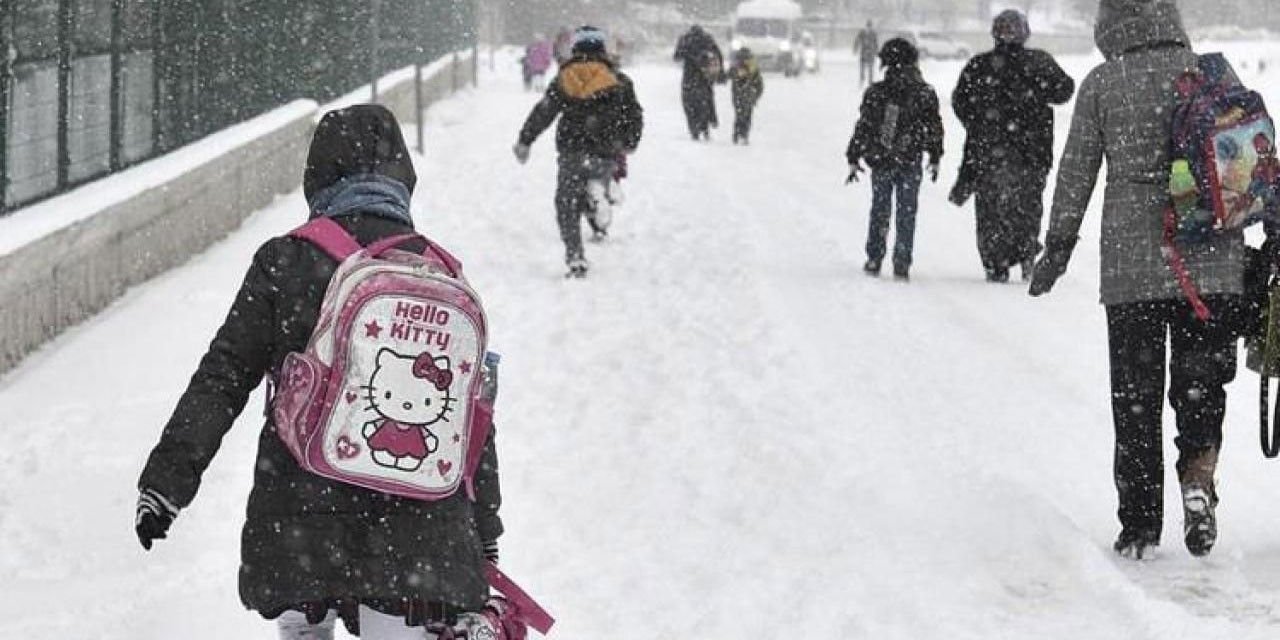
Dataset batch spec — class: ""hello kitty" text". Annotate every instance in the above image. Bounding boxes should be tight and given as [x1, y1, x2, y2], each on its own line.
[391, 301, 452, 350]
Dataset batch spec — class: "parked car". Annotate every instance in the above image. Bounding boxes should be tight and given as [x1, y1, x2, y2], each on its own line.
[904, 30, 970, 60]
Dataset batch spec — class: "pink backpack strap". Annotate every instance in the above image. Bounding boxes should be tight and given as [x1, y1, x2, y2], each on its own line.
[289, 218, 362, 261]
[426, 242, 464, 277]
[485, 563, 555, 635]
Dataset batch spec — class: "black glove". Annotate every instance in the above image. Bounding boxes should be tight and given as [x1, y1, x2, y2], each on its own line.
[136, 487, 179, 551]
[1028, 235, 1077, 297]
[846, 161, 864, 184]
[482, 539, 500, 564]
[927, 160, 940, 183]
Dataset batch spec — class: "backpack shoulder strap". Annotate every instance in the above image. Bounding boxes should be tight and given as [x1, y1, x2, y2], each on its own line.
[289, 218, 362, 262]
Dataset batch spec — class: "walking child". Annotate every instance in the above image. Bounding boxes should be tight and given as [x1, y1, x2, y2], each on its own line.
[729, 48, 764, 145]
[845, 38, 943, 281]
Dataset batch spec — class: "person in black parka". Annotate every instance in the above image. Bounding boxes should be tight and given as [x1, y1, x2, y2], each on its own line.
[952, 10, 1074, 282]
[846, 39, 944, 281]
[673, 25, 724, 141]
[135, 104, 503, 638]
[515, 26, 644, 277]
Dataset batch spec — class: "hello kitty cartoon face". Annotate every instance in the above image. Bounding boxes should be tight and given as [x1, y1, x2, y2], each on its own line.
[363, 349, 456, 426]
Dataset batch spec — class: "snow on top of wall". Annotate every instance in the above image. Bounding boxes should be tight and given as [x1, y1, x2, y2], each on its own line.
[735, 0, 802, 21]
[0, 99, 317, 258]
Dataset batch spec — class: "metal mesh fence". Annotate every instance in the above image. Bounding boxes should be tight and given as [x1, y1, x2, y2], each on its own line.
[0, 0, 476, 213]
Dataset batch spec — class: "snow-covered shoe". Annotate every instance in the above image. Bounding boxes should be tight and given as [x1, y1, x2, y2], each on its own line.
[1020, 259, 1035, 281]
[985, 267, 1009, 283]
[565, 258, 589, 279]
[893, 264, 910, 281]
[1114, 530, 1159, 561]
[1182, 484, 1217, 557]
[863, 259, 882, 276]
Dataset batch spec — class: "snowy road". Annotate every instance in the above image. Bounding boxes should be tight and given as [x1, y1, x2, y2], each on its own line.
[5, 48, 1280, 638]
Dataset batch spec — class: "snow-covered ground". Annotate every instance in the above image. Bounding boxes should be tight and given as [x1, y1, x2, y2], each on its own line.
[6, 47, 1280, 639]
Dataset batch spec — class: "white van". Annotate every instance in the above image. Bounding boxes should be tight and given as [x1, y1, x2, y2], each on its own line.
[731, 0, 805, 76]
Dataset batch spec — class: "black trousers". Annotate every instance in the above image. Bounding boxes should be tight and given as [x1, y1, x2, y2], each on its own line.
[555, 154, 615, 263]
[1105, 296, 1238, 540]
[733, 102, 755, 141]
[974, 162, 1047, 273]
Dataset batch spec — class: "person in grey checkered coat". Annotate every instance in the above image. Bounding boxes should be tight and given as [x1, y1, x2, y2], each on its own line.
[1029, 0, 1240, 560]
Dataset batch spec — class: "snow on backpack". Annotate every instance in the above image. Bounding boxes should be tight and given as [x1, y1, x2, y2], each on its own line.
[270, 217, 493, 502]
[1164, 52, 1280, 320]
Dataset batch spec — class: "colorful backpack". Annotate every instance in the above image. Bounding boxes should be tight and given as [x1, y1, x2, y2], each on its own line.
[1165, 53, 1280, 320]
[270, 217, 493, 502]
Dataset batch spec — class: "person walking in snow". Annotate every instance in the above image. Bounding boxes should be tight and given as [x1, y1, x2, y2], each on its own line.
[134, 105, 505, 638]
[523, 35, 555, 92]
[845, 38, 943, 281]
[952, 10, 1075, 283]
[1029, 0, 1237, 560]
[514, 26, 644, 278]
[853, 21, 879, 88]
[729, 47, 764, 145]
[674, 24, 724, 141]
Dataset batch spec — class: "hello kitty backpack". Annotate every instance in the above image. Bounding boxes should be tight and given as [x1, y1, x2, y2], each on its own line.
[270, 217, 493, 502]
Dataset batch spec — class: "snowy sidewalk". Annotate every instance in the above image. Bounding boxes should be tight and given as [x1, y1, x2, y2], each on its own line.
[4, 51, 1280, 639]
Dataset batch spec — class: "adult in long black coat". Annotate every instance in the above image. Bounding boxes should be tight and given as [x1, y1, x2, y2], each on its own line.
[135, 104, 503, 636]
[952, 10, 1074, 282]
[674, 25, 724, 140]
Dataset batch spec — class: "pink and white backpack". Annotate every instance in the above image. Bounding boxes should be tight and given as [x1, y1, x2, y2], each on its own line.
[271, 217, 493, 502]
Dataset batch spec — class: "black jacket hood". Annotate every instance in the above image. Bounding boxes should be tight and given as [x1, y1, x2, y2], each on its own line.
[303, 104, 417, 205]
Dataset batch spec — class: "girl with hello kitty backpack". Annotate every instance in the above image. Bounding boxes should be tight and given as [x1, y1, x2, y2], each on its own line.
[135, 105, 552, 639]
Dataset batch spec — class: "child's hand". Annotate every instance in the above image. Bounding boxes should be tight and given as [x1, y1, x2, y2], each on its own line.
[136, 487, 179, 551]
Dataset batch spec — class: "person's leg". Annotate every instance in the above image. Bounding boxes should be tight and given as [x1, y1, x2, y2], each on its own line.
[973, 176, 1003, 278]
[1106, 300, 1171, 553]
[864, 169, 894, 269]
[892, 165, 923, 273]
[357, 606, 432, 640]
[682, 81, 700, 138]
[555, 156, 589, 265]
[1168, 296, 1237, 554]
[1015, 167, 1049, 278]
[277, 610, 337, 640]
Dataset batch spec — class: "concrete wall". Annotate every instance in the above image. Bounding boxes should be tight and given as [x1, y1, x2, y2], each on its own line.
[0, 51, 476, 375]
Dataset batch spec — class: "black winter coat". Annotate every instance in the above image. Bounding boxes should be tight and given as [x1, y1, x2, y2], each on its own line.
[674, 28, 723, 85]
[952, 44, 1074, 173]
[518, 54, 644, 158]
[846, 65, 944, 170]
[138, 105, 502, 623]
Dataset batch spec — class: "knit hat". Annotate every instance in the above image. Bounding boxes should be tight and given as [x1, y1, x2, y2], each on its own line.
[878, 38, 918, 68]
[571, 25, 607, 55]
[992, 9, 1030, 45]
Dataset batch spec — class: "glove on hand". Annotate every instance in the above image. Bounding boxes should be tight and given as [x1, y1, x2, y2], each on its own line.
[927, 160, 940, 183]
[846, 162, 864, 184]
[136, 487, 178, 551]
[1028, 236, 1077, 297]
[482, 539, 500, 564]
[513, 143, 531, 165]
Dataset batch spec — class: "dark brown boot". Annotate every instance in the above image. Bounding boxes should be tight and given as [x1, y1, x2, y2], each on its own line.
[1179, 447, 1219, 557]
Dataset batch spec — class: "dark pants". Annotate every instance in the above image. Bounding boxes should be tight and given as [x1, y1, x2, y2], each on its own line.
[974, 160, 1047, 273]
[1105, 296, 1238, 541]
[865, 165, 922, 268]
[859, 58, 876, 87]
[555, 154, 616, 263]
[682, 76, 717, 138]
[733, 102, 755, 142]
